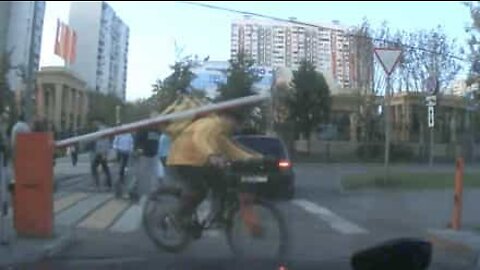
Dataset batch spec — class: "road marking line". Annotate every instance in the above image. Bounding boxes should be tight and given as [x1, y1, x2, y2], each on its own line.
[54, 192, 89, 213]
[292, 199, 368, 235]
[78, 199, 130, 230]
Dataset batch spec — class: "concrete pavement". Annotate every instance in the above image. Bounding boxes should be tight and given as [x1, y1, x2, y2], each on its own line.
[5, 161, 480, 268]
[12, 188, 476, 269]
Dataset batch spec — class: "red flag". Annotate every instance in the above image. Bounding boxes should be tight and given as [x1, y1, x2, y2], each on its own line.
[70, 31, 77, 64]
[59, 22, 66, 59]
[54, 19, 77, 64]
[63, 24, 71, 63]
[54, 19, 61, 56]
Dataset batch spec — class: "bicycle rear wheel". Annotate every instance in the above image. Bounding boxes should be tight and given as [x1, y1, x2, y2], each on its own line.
[225, 198, 289, 261]
[142, 187, 192, 253]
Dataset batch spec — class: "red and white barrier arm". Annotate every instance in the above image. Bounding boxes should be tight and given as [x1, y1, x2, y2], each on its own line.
[55, 94, 270, 148]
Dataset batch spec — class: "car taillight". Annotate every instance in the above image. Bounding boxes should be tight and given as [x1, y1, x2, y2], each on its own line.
[278, 160, 291, 169]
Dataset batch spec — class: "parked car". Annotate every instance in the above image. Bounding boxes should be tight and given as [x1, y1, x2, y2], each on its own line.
[233, 134, 295, 200]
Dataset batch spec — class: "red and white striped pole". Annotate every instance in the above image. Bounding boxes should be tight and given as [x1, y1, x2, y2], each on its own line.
[55, 94, 270, 148]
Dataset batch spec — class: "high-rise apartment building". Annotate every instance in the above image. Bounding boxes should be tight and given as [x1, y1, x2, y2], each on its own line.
[69, 1, 129, 101]
[1, 1, 45, 93]
[231, 16, 373, 90]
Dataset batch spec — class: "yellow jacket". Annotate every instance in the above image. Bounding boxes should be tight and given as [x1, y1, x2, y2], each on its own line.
[166, 114, 261, 166]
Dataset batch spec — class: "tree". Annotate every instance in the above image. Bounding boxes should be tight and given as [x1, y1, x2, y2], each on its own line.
[349, 19, 382, 143]
[216, 53, 260, 100]
[151, 56, 199, 113]
[466, 1, 480, 88]
[87, 92, 123, 126]
[369, 21, 462, 94]
[122, 98, 155, 123]
[0, 51, 15, 116]
[287, 60, 331, 153]
[216, 53, 263, 131]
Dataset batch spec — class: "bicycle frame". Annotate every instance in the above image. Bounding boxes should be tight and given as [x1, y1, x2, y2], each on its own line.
[193, 170, 262, 235]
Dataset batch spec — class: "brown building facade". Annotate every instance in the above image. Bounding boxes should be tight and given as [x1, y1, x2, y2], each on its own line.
[37, 67, 89, 133]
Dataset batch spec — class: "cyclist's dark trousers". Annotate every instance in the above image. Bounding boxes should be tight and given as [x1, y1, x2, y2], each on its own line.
[170, 165, 224, 221]
[118, 152, 130, 183]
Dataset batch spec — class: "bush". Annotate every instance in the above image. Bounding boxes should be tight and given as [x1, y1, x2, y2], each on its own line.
[356, 143, 383, 160]
[391, 144, 414, 161]
[356, 143, 414, 162]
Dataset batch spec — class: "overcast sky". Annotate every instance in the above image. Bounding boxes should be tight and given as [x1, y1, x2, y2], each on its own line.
[40, 1, 472, 101]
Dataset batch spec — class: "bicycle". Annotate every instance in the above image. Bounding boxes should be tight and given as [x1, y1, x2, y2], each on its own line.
[142, 159, 289, 260]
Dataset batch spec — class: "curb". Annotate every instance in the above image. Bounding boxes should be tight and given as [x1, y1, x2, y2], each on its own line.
[42, 228, 76, 258]
[0, 228, 76, 267]
[426, 229, 480, 265]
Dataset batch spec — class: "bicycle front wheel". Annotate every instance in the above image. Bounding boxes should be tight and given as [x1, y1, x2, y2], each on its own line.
[225, 198, 289, 261]
[142, 187, 191, 253]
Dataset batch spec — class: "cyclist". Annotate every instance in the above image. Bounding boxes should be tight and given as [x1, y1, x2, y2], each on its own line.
[160, 95, 263, 233]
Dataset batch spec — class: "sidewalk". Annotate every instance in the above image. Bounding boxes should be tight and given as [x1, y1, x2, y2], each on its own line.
[427, 229, 480, 268]
[0, 213, 75, 266]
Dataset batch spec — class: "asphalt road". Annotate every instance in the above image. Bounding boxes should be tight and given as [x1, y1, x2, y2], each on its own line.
[12, 160, 480, 269]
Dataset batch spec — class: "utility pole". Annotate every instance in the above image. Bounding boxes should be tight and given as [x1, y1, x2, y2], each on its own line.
[24, 2, 39, 123]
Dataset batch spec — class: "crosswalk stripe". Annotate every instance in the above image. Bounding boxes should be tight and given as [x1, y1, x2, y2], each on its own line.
[109, 203, 143, 233]
[54, 192, 89, 213]
[54, 191, 68, 200]
[292, 199, 368, 235]
[78, 199, 130, 230]
[56, 194, 113, 227]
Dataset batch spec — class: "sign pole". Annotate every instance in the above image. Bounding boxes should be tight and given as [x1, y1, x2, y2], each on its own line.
[425, 76, 437, 167]
[429, 110, 434, 167]
[374, 47, 402, 182]
[384, 75, 391, 180]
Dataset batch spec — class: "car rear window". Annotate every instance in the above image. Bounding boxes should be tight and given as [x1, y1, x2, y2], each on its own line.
[235, 137, 287, 159]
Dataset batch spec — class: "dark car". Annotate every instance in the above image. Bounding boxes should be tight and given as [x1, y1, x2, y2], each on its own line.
[233, 135, 295, 200]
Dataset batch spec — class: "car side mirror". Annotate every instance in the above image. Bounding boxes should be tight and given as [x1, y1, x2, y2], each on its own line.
[351, 238, 432, 270]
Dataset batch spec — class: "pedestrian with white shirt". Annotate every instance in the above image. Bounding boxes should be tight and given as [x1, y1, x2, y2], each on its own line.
[113, 131, 134, 184]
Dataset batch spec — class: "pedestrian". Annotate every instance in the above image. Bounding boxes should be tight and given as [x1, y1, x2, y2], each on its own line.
[158, 132, 171, 185]
[158, 132, 171, 167]
[131, 112, 161, 202]
[8, 113, 31, 194]
[71, 143, 78, 167]
[113, 131, 134, 192]
[10, 113, 31, 163]
[90, 120, 112, 190]
[69, 129, 79, 167]
[66, 144, 78, 167]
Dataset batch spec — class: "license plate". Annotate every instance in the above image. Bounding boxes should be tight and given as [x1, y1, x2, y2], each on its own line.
[241, 176, 268, 183]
